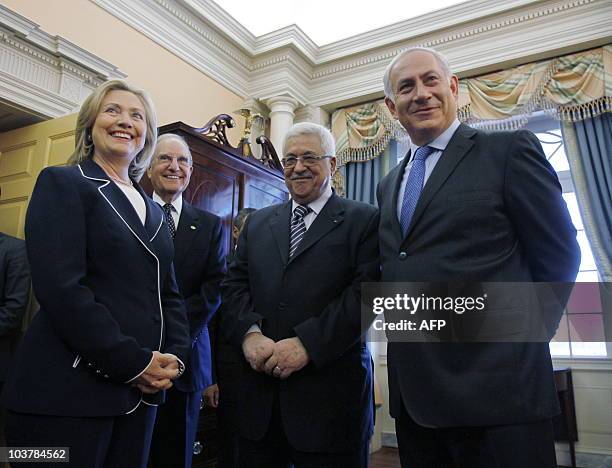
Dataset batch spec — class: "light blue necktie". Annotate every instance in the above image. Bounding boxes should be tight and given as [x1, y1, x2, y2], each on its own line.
[400, 146, 435, 236]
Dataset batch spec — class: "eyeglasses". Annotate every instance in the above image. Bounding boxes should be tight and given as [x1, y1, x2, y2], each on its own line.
[281, 155, 333, 168]
[157, 154, 192, 168]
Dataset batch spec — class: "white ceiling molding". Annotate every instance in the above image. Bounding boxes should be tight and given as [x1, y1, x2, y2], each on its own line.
[73, 0, 612, 111]
[92, 0, 611, 110]
[0, 3, 126, 119]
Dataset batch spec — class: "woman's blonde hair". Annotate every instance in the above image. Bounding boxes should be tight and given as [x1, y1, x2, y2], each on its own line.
[67, 80, 158, 181]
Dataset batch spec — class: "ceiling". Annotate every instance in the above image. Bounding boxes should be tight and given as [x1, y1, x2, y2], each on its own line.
[212, 0, 467, 46]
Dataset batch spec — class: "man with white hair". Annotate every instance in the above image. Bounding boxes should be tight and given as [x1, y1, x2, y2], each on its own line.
[377, 47, 580, 467]
[222, 122, 379, 467]
[148, 133, 225, 468]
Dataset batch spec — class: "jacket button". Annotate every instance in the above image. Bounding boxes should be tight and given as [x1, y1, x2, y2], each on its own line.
[398, 252, 408, 260]
[278, 302, 286, 311]
[153, 315, 161, 324]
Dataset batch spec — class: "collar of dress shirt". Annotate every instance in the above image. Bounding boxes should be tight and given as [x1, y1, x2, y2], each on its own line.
[408, 119, 461, 161]
[291, 182, 333, 215]
[152, 191, 183, 217]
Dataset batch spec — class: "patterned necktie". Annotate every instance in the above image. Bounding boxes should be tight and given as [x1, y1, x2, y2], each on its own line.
[162, 203, 176, 238]
[400, 145, 436, 236]
[289, 205, 311, 258]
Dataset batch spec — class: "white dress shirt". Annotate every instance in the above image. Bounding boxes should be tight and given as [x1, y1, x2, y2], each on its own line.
[114, 182, 146, 225]
[153, 192, 183, 228]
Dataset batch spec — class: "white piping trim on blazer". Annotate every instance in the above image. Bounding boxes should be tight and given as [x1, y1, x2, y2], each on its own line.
[77, 164, 165, 402]
[150, 216, 164, 242]
[72, 355, 82, 368]
[125, 397, 143, 414]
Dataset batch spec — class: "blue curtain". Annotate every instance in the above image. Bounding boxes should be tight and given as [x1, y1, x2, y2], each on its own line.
[561, 113, 612, 281]
[342, 141, 402, 205]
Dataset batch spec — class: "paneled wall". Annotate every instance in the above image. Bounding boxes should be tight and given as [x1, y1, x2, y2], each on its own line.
[0, 114, 76, 237]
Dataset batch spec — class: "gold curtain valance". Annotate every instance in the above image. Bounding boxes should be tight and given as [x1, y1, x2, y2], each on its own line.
[459, 45, 612, 129]
[331, 101, 408, 167]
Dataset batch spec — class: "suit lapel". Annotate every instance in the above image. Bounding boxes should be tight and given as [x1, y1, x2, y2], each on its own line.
[173, 202, 200, 265]
[290, 194, 344, 263]
[268, 201, 292, 266]
[403, 124, 476, 240]
[79, 159, 156, 250]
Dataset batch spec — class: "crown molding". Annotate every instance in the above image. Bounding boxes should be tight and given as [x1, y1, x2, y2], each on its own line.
[0, 4, 126, 118]
[91, 0, 611, 110]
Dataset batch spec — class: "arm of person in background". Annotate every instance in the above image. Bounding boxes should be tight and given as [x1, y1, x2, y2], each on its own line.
[0, 237, 30, 337]
[184, 215, 226, 338]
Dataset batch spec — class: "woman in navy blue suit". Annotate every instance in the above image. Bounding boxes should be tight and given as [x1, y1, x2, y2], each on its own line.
[2, 80, 190, 467]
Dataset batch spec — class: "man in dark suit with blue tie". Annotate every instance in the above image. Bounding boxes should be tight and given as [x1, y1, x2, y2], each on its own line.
[148, 134, 226, 468]
[377, 47, 581, 467]
[222, 122, 379, 468]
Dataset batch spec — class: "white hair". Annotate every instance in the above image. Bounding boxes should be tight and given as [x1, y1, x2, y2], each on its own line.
[152, 133, 192, 166]
[282, 122, 335, 156]
[383, 46, 452, 101]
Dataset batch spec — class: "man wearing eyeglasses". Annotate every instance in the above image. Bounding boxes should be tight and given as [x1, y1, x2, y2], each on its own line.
[221, 122, 379, 467]
[147, 133, 226, 468]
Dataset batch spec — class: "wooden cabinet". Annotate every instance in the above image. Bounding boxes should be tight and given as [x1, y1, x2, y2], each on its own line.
[142, 117, 289, 253]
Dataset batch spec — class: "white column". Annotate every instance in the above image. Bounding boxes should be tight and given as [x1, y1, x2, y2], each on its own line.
[294, 105, 331, 129]
[265, 95, 299, 156]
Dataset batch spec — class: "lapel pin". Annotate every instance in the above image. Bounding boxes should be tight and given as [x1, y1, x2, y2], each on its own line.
[190, 225, 197, 230]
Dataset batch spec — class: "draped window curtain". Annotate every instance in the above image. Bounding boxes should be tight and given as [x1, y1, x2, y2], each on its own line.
[332, 44, 611, 274]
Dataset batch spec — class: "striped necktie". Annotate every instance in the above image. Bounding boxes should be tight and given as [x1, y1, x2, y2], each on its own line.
[400, 145, 435, 236]
[289, 205, 311, 258]
[162, 203, 176, 238]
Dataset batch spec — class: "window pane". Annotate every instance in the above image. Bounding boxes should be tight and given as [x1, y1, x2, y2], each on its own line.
[549, 341, 571, 356]
[576, 270, 600, 282]
[577, 231, 596, 270]
[562, 192, 584, 230]
[567, 282, 603, 314]
[535, 130, 569, 172]
[570, 342, 608, 357]
[568, 313, 605, 342]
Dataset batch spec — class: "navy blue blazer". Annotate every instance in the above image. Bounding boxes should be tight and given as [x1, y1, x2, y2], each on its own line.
[170, 201, 225, 393]
[3, 159, 190, 417]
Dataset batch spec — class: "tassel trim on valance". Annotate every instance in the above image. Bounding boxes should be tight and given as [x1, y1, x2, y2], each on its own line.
[336, 103, 411, 167]
[556, 96, 612, 122]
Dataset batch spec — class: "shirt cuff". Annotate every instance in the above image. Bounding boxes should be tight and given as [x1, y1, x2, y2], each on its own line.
[245, 324, 262, 336]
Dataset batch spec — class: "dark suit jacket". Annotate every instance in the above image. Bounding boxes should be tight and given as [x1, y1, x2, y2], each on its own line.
[171, 201, 225, 393]
[377, 124, 580, 428]
[221, 194, 379, 453]
[0, 233, 30, 382]
[3, 159, 190, 417]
